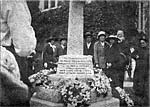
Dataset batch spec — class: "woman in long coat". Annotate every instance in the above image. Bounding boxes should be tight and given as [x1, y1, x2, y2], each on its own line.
[132, 38, 149, 106]
[94, 31, 109, 69]
[105, 35, 128, 89]
[105, 35, 121, 87]
[105, 35, 128, 107]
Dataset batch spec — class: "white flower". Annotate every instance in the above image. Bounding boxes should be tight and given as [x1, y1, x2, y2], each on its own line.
[69, 91, 73, 95]
[29, 78, 35, 83]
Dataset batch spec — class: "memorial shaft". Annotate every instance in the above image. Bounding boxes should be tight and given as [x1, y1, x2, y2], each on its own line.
[67, 1, 84, 55]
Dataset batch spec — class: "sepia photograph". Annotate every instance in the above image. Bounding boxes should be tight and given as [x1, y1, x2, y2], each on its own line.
[0, 0, 149, 107]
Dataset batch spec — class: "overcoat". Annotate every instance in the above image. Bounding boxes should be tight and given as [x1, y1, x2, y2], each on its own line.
[94, 41, 109, 68]
[133, 47, 149, 97]
[105, 43, 126, 88]
[43, 44, 55, 63]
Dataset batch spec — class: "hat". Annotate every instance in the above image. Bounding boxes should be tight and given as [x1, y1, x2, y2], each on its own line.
[106, 35, 119, 41]
[97, 31, 106, 39]
[60, 37, 67, 41]
[84, 32, 92, 38]
[46, 37, 56, 42]
[139, 38, 148, 42]
[117, 30, 124, 36]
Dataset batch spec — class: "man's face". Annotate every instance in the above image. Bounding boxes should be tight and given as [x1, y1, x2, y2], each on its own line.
[61, 40, 67, 46]
[86, 36, 92, 43]
[99, 36, 105, 42]
[109, 39, 115, 45]
[51, 40, 55, 45]
[140, 40, 147, 48]
[117, 34, 125, 41]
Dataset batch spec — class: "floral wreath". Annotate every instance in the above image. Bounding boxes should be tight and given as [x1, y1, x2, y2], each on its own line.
[28, 69, 56, 88]
[61, 79, 91, 107]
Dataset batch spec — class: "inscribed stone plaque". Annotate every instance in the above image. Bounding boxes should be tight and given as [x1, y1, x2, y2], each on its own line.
[57, 55, 94, 78]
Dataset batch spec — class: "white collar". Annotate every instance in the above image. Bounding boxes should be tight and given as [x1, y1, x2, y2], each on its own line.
[87, 42, 91, 49]
[48, 43, 56, 52]
[61, 45, 65, 49]
[48, 43, 56, 48]
[100, 42, 105, 46]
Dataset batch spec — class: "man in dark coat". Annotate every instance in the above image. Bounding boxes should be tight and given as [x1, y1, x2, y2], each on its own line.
[43, 37, 57, 69]
[84, 32, 94, 56]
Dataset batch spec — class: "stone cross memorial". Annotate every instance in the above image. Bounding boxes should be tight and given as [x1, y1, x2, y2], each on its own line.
[57, 0, 94, 78]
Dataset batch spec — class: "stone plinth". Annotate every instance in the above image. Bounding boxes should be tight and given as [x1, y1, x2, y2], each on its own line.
[57, 55, 94, 78]
[30, 96, 119, 107]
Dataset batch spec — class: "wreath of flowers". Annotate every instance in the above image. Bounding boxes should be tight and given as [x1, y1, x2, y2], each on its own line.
[28, 68, 56, 88]
[61, 79, 91, 107]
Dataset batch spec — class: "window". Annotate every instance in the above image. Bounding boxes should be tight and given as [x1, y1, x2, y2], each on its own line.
[39, 0, 62, 12]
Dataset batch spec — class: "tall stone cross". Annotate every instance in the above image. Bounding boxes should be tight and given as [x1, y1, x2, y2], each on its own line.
[57, 0, 94, 78]
[67, 1, 84, 55]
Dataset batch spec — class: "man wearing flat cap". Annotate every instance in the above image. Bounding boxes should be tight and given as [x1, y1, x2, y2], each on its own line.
[84, 32, 94, 56]
[94, 31, 109, 69]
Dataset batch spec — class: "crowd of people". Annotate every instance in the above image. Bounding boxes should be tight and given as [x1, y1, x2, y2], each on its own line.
[83, 30, 149, 107]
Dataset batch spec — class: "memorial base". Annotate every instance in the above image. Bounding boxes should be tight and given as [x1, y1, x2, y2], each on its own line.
[30, 96, 119, 107]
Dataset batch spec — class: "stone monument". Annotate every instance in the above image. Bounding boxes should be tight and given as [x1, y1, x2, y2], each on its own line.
[56, 0, 94, 78]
